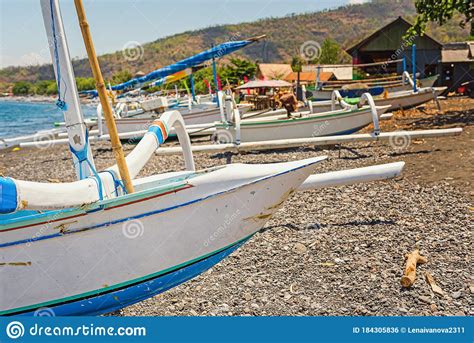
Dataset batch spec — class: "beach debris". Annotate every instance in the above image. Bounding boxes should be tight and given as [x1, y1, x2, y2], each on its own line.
[293, 243, 307, 254]
[12, 147, 20, 152]
[425, 272, 444, 295]
[418, 295, 431, 304]
[401, 249, 427, 288]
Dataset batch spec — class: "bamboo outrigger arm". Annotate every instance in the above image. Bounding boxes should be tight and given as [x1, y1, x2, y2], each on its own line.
[74, 0, 134, 194]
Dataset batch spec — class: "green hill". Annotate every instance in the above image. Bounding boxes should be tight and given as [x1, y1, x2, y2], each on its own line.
[0, 0, 470, 84]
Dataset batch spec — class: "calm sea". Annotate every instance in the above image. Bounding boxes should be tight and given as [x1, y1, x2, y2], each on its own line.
[0, 100, 96, 138]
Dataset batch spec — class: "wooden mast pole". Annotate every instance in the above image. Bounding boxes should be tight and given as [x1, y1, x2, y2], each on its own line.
[73, 0, 134, 193]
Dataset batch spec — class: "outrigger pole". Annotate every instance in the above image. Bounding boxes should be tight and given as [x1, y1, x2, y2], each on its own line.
[74, 0, 134, 193]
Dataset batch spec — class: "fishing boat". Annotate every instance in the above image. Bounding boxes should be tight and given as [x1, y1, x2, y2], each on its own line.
[310, 74, 439, 100]
[308, 85, 446, 113]
[0, 0, 407, 316]
[91, 97, 252, 135]
[215, 93, 389, 143]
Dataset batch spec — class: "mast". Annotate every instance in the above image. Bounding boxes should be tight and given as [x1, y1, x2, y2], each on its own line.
[40, 0, 95, 180]
[73, 0, 134, 194]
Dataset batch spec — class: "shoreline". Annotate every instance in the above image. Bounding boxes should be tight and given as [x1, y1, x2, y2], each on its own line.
[0, 95, 97, 105]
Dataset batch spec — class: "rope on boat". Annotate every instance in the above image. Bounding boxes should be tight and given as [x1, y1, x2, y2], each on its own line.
[49, 0, 68, 111]
[68, 130, 106, 201]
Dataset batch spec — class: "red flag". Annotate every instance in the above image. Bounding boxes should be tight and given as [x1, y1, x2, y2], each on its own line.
[203, 79, 212, 94]
[244, 76, 250, 95]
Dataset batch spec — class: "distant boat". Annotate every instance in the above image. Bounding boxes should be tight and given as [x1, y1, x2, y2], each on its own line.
[309, 74, 439, 100]
[309, 86, 446, 113]
[215, 102, 390, 143]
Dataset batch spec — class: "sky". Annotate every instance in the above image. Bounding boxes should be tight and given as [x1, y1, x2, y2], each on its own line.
[0, 0, 367, 68]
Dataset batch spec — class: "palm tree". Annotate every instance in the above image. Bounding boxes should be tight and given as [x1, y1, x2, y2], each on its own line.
[291, 55, 304, 100]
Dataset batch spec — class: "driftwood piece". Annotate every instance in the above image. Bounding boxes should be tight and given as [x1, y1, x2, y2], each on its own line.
[401, 249, 427, 288]
[425, 272, 444, 295]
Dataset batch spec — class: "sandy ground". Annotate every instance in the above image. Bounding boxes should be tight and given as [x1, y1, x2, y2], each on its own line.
[0, 96, 472, 316]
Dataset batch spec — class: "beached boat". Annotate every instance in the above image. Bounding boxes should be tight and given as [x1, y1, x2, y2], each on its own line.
[308, 86, 446, 113]
[309, 74, 439, 100]
[90, 98, 252, 135]
[215, 93, 389, 143]
[0, 0, 407, 316]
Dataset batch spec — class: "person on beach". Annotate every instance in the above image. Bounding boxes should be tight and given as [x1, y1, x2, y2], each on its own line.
[278, 90, 298, 118]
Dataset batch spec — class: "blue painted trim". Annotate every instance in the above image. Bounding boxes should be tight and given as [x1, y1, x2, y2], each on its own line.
[212, 56, 219, 107]
[0, 178, 18, 214]
[0, 157, 323, 248]
[148, 125, 165, 145]
[318, 124, 368, 137]
[14, 239, 247, 316]
[412, 44, 417, 92]
[190, 72, 196, 101]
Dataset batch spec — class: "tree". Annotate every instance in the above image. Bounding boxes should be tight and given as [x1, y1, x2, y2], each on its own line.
[12, 81, 34, 95]
[76, 77, 96, 91]
[312, 38, 346, 64]
[291, 55, 304, 100]
[46, 82, 58, 95]
[35, 80, 54, 95]
[111, 70, 132, 85]
[406, 0, 473, 38]
[220, 58, 257, 85]
[291, 56, 303, 73]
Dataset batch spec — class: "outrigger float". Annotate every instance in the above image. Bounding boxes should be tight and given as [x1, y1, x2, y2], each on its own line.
[0, 0, 413, 316]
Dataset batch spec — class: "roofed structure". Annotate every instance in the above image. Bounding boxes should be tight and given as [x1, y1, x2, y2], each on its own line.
[284, 71, 335, 84]
[256, 64, 293, 80]
[442, 41, 474, 63]
[345, 17, 442, 78]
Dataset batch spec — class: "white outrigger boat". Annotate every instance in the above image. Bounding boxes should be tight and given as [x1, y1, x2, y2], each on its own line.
[306, 71, 445, 114]
[310, 74, 439, 100]
[0, 0, 409, 316]
[215, 93, 389, 143]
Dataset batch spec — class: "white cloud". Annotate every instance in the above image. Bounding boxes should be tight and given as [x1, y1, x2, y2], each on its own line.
[348, 0, 368, 4]
[18, 52, 49, 67]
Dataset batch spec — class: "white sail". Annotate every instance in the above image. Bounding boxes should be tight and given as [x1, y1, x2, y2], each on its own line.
[40, 0, 95, 179]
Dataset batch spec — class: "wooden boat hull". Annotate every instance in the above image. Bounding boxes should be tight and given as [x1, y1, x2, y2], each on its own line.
[0, 158, 322, 316]
[216, 106, 389, 143]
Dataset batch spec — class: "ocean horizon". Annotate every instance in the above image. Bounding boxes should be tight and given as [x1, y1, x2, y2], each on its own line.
[0, 100, 96, 139]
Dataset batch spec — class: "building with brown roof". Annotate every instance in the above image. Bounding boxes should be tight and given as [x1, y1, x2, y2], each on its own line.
[284, 71, 335, 85]
[441, 41, 474, 91]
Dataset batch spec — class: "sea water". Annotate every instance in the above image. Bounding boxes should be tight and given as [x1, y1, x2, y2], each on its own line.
[0, 100, 96, 138]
